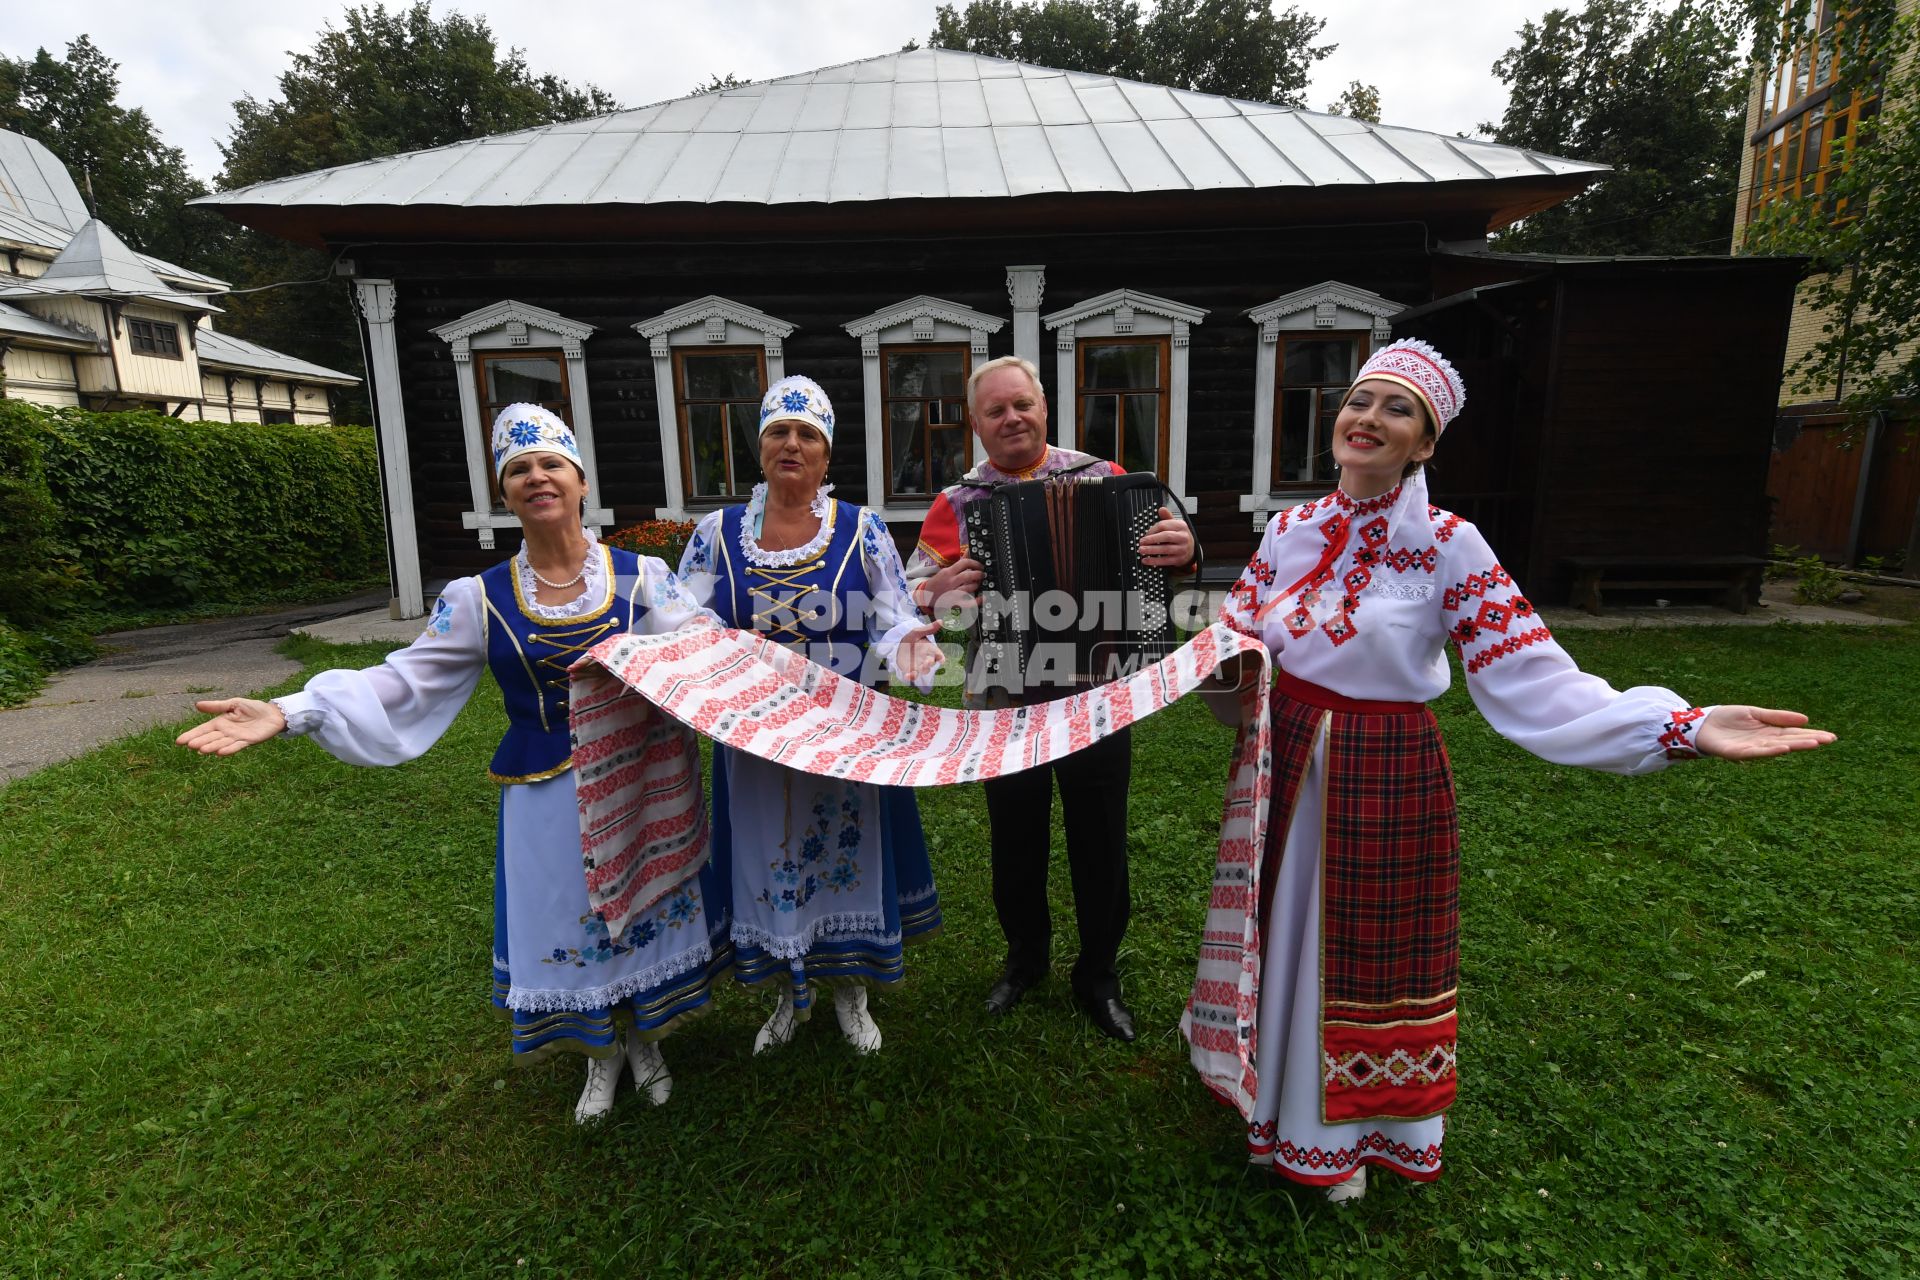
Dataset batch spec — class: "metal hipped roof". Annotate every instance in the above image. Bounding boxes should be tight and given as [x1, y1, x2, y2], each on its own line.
[193, 49, 1607, 213]
[195, 327, 360, 385]
[0, 218, 219, 311]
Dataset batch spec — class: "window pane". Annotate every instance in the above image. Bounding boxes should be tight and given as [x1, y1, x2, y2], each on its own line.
[485, 356, 565, 405]
[1277, 387, 1314, 482]
[1083, 394, 1119, 459]
[1282, 338, 1356, 386]
[929, 425, 968, 490]
[1083, 343, 1158, 390]
[1122, 393, 1159, 473]
[887, 353, 930, 398]
[683, 352, 760, 400]
[688, 404, 726, 496]
[890, 402, 927, 495]
[728, 402, 760, 493]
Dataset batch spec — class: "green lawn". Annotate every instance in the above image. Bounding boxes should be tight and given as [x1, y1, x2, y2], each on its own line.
[3, 625, 1915, 1278]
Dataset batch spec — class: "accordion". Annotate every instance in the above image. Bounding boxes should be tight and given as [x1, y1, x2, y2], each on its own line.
[963, 469, 1192, 692]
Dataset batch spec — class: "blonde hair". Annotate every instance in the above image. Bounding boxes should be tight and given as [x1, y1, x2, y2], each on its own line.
[966, 355, 1044, 413]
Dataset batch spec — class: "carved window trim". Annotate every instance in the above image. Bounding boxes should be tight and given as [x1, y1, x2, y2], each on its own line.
[636, 296, 795, 520]
[431, 299, 607, 549]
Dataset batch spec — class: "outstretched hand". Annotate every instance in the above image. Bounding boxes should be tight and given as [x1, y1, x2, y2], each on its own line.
[895, 623, 948, 685]
[1696, 705, 1835, 760]
[175, 697, 288, 756]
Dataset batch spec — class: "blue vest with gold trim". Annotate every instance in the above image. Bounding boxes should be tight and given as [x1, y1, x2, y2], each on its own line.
[712, 500, 872, 681]
[479, 545, 646, 784]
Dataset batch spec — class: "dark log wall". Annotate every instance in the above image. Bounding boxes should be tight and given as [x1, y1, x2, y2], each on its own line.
[349, 221, 1437, 582]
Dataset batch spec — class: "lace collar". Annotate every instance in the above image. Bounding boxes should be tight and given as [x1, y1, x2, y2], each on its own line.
[740, 483, 837, 568]
[514, 527, 607, 619]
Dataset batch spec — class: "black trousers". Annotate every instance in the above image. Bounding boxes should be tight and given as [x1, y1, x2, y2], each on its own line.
[981, 726, 1132, 1001]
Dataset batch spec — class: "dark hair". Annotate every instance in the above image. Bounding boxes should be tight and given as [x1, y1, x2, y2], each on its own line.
[1403, 406, 1438, 478]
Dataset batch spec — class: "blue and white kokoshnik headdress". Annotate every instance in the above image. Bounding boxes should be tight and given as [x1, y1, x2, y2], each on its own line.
[759, 374, 835, 443]
[491, 403, 583, 480]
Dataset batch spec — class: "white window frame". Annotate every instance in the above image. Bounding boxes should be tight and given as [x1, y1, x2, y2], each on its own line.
[1242, 282, 1400, 525]
[635, 296, 795, 520]
[843, 295, 1004, 523]
[1041, 288, 1206, 510]
[431, 299, 609, 550]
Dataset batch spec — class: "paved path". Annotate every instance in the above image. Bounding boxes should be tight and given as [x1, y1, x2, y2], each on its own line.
[0, 591, 396, 783]
[2, 584, 1903, 785]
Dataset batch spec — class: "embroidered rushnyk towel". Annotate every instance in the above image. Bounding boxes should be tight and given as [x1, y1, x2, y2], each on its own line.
[568, 620, 1276, 1117]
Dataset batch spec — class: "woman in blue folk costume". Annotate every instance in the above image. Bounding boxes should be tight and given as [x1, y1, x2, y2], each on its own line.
[678, 375, 947, 1056]
[178, 404, 731, 1124]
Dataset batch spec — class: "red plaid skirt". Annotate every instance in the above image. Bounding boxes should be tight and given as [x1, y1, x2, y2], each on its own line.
[1264, 669, 1460, 1123]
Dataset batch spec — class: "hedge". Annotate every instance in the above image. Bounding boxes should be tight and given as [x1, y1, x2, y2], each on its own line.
[0, 401, 386, 619]
[0, 402, 387, 705]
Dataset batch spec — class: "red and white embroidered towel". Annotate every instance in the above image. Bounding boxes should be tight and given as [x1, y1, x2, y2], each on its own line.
[568, 620, 1276, 1118]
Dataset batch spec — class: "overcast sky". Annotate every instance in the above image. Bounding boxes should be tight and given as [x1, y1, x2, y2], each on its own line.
[7, 1, 1578, 184]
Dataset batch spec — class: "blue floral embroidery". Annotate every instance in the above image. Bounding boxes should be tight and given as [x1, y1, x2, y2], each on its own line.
[555, 428, 577, 452]
[539, 896, 693, 968]
[781, 387, 810, 413]
[421, 596, 455, 638]
[757, 787, 864, 912]
[507, 419, 542, 447]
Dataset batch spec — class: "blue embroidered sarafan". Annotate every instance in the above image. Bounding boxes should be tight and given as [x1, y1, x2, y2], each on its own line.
[478, 544, 646, 783]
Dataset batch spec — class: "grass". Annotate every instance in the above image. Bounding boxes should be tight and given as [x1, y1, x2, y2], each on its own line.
[3, 624, 1916, 1278]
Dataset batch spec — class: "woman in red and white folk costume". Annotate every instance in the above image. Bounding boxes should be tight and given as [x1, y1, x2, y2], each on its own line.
[1200, 339, 1832, 1203]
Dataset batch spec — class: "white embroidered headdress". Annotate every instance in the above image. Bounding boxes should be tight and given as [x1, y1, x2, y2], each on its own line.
[759, 374, 835, 443]
[490, 403, 582, 480]
[1350, 339, 1467, 434]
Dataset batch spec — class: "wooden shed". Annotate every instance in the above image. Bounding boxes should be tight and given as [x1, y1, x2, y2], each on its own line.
[1396, 251, 1807, 605]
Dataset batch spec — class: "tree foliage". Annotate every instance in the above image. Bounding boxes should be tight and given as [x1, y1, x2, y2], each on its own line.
[0, 36, 213, 269]
[1483, 0, 1751, 256]
[209, 3, 619, 419]
[1325, 81, 1381, 123]
[929, 0, 1333, 106]
[1739, 0, 1920, 421]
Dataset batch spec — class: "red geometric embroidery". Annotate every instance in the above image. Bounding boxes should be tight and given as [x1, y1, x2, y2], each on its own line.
[1360, 517, 1390, 547]
[1441, 565, 1514, 612]
[1463, 625, 1553, 673]
[1385, 546, 1438, 574]
[1473, 599, 1514, 634]
[1274, 1132, 1445, 1173]
[1430, 508, 1462, 543]
[1659, 706, 1705, 758]
[1343, 566, 1373, 597]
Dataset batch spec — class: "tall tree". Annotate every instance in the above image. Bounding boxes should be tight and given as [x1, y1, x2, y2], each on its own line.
[0, 36, 214, 269]
[210, 2, 618, 420]
[1739, 0, 1920, 429]
[1483, 0, 1751, 256]
[930, 0, 1332, 106]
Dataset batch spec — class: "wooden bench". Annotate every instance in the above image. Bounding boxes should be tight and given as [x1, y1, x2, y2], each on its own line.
[1561, 555, 1768, 616]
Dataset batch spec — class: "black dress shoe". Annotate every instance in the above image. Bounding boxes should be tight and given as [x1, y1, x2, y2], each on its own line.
[984, 969, 1041, 1016]
[1081, 994, 1137, 1043]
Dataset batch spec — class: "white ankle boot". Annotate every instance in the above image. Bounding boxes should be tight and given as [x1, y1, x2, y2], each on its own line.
[573, 1048, 622, 1125]
[626, 1035, 672, 1106]
[1324, 1167, 1367, 1204]
[833, 985, 882, 1055]
[754, 987, 797, 1055]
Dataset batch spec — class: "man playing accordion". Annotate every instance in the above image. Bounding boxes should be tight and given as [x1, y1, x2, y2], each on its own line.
[906, 355, 1195, 1041]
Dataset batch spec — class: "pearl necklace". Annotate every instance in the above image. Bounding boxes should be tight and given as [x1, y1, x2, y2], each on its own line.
[527, 547, 589, 591]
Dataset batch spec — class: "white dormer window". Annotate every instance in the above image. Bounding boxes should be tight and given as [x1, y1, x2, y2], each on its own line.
[431, 300, 609, 549]
[843, 296, 1004, 522]
[1042, 288, 1206, 510]
[1241, 282, 1401, 524]
[635, 296, 796, 520]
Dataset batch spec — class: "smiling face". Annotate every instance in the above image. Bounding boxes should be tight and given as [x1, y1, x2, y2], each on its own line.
[1330, 377, 1437, 494]
[758, 418, 831, 494]
[500, 450, 587, 526]
[969, 364, 1049, 472]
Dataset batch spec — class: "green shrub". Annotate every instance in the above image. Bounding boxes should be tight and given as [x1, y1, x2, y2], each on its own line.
[1791, 554, 1844, 605]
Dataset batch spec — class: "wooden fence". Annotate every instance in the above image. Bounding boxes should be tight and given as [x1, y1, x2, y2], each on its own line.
[1767, 412, 1920, 567]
